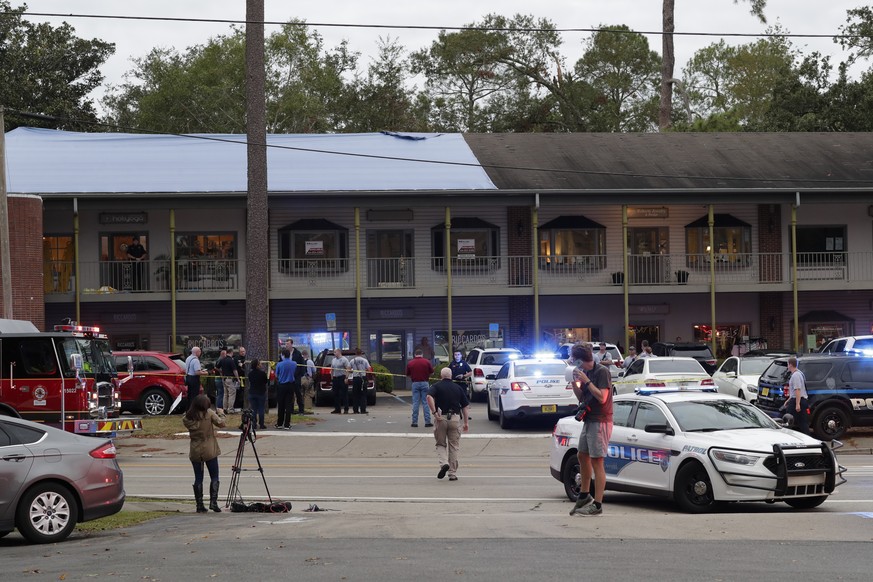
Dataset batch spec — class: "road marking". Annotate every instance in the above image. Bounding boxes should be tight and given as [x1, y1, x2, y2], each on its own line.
[209, 430, 550, 439]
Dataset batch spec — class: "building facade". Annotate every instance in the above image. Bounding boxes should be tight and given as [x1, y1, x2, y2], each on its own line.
[6, 129, 873, 371]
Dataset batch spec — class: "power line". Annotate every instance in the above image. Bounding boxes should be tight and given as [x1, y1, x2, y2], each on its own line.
[7, 108, 873, 186]
[17, 11, 859, 41]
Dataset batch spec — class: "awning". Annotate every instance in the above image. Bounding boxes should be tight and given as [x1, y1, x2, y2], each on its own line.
[540, 215, 605, 229]
[685, 214, 752, 228]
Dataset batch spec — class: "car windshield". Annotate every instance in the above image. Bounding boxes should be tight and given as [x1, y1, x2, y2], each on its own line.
[738, 358, 771, 376]
[760, 360, 790, 384]
[60, 337, 116, 376]
[670, 346, 713, 358]
[515, 363, 566, 377]
[648, 359, 706, 374]
[668, 399, 778, 431]
[482, 351, 520, 366]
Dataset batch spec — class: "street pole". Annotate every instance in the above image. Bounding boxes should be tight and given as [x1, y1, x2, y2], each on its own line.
[0, 106, 13, 318]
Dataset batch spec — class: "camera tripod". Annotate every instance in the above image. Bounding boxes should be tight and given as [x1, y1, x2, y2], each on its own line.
[225, 409, 273, 509]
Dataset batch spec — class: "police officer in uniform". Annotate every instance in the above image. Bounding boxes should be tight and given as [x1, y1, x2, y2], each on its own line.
[426, 368, 470, 481]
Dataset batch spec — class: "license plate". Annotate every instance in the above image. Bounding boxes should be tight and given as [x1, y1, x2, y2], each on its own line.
[761, 387, 769, 397]
[541, 404, 557, 413]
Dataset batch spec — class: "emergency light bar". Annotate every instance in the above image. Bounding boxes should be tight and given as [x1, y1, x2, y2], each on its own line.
[635, 386, 718, 396]
[54, 324, 101, 333]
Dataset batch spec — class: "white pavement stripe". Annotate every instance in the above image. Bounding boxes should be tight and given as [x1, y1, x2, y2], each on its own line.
[121, 474, 553, 479]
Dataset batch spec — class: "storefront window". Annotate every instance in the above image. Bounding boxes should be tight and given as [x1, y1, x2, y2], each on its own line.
[692, 323, 750, 359]
[278, 220, 349, 274]
[685, 215, 751, 268]
[277, 332, 349, 360]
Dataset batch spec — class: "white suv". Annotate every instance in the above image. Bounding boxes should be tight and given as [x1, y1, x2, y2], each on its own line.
[819, 335, 873, 355]
[465, 347, 522, 401]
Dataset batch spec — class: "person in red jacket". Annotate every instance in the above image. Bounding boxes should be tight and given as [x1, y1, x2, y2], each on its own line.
[406, 349, 434, 427]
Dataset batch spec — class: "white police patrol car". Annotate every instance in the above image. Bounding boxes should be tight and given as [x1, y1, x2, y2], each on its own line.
[486, 357, 576, 429]
[549, 388, 845, 513]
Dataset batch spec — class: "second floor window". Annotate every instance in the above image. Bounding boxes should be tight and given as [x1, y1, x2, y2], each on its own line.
[175, 233, 236, 260]
[539, 216, 606, 269]
[431, 217, 499, 271]
[685, 214, 751, 267]
[278, 219, 348, 273]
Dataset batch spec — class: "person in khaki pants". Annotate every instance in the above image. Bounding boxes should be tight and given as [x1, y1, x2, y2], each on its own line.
[426, 368, 470, 481]
[301, 350, 316, 411]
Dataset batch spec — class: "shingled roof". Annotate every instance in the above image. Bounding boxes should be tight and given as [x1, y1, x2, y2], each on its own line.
[463, 133, 873, 203]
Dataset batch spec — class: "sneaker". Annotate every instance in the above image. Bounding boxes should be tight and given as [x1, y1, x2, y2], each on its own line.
[448, 475, 458, 481]
[331, 410, 341, 414]
[575, 503, 602, 516]
[569, 494, 594, 516]
[411, 423, 418, 427]
[283, 425, 292, 430]
[424, 423, 433, 427]
[437, 464, 450, 479]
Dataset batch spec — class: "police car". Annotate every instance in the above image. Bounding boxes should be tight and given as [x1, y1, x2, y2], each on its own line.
[549, 388, 845, 513]
[486, 357, 577, 429]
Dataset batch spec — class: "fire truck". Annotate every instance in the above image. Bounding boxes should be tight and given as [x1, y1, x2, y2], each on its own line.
[0, 319, 142, 436]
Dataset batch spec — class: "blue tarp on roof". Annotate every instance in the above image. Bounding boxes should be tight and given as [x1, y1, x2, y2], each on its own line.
[4, 128, 496, 194]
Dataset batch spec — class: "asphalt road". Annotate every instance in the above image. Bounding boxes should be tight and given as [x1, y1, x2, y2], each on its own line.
[3, 392, 873, 580]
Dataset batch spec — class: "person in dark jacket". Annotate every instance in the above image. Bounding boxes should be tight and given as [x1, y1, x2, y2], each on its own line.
[247, 358, 269, 430]
[183, 394, 226, 513]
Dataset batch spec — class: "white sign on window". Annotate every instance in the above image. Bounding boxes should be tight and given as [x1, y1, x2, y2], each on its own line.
[305, 241, 324, 256]
[457, 238, 476, 257]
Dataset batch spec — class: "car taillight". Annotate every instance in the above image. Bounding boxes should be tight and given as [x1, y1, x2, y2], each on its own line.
[645, 381, 666, 387]
[510, 382, 529, 391]
[783, 386, 790, 398]
[90, 442, 117, 459]
[474, 368, 484, 377]
[706, 359, 717, 366]
[700, 378, 714, 386]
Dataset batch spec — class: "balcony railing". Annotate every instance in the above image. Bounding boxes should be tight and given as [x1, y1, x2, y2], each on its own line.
[44, 252, 873, 296]
[44, 259, 242, 295]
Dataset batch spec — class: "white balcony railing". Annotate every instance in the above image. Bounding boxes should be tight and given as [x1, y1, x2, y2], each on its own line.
[44, 252, 873, 296]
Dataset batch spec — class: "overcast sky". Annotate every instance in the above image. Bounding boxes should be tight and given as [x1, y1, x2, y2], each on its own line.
[20, 0, 862, 99]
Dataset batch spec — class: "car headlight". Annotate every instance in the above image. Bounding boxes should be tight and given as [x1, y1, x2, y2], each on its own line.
[711, 449, 761, 466]
[746, 384, 758, 394]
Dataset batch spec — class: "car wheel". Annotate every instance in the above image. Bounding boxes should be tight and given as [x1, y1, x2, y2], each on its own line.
[673, 461, 715, 513]
[487, 396, 497, 421]
[562, 454, 581, 501]
[498, 401, 513, 429]
[15, 483, 78, 544]
[784, 495, 828, 510]
[141, 388, 170, 416]
[367, 391, 376, 406]
[812, 405, 850, 440]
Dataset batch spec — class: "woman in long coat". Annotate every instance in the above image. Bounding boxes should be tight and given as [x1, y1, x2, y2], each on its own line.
[183, 394, 226, 512]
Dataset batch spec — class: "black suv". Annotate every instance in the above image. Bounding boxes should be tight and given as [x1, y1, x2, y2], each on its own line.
[651, 342, 717, 375]
[756, 354, 873, 440]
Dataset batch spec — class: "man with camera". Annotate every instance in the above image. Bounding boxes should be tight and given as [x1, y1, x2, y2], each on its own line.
[569, 344, 613, 516]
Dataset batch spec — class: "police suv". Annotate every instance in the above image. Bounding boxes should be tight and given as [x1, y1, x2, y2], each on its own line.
[550, 388, 845, 513]
[756, 354, 873, 440]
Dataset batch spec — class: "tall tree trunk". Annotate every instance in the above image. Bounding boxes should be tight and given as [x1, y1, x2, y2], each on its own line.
[659, 0, 675, 131]
[245, 0, 269, 363]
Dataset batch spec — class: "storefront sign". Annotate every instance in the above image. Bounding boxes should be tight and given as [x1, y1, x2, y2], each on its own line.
[435, 328, 504, 354]
[629, 304, 670, 315]
[99, 212, 148, 224]
[457, 239, 476, 257]
[627, 207, 668, 219]
[173, 333, 242, 366]
[305, 241, 324, 255]
[368, 308, 414, 319]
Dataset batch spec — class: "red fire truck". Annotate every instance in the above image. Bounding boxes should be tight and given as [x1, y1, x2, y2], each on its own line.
[0, 319, 141, 435]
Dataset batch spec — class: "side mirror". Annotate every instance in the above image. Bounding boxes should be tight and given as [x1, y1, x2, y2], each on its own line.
[726, 371, 737, 379]
[618, 371, 625, 378]
[127, 355, 134, 377]
[644, 423, 675, 436]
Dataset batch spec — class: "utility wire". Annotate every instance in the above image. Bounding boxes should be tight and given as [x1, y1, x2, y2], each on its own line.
[8, 108, 873, 186]
[16, 11, 859, 41]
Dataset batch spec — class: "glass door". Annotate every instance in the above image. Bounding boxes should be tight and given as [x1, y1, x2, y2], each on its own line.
[373, 330, 407, 390]
[627, 227, 668, 284]
[367, 230, 414, 288]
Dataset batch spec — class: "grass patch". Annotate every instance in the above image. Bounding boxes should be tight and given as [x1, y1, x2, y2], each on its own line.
[132, 412, 318, 439]
[77, 510, 177, 533]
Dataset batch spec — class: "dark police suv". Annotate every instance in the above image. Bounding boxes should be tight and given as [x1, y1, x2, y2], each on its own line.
[756, 354, 873, 440]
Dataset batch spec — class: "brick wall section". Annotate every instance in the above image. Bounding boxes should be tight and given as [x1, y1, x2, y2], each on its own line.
[0, 195, 45, 329]
[757, 204, 783, 347]
[506, 206, 533, 351]
[758, 204, 782, 282]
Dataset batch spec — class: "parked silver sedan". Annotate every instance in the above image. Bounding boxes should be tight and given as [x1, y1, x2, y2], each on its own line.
[0, 416, 125, 543]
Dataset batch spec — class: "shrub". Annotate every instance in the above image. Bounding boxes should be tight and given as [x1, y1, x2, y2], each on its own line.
[371, 363, 394, 394]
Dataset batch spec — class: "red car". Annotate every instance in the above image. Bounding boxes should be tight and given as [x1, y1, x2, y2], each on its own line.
[113, 351, 188, 415]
